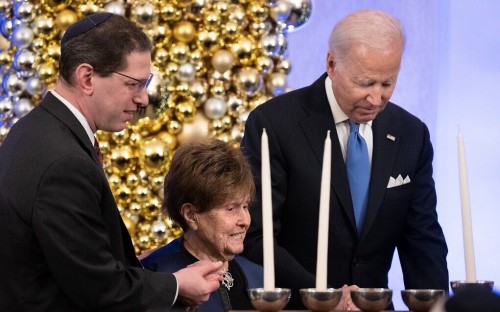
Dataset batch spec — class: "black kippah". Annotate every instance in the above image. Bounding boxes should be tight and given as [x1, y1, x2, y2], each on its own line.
[61, 12, 113, 46]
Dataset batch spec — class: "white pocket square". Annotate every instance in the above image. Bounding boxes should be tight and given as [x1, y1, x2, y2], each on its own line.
[387, 174, 411, 188]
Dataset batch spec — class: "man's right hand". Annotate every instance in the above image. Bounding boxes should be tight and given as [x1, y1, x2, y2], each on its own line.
[173, 260, 224, 307]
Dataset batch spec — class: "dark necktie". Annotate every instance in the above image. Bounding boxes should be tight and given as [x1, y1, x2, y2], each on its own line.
[346, 120, 370, 233]
[94, 137, 103, 166]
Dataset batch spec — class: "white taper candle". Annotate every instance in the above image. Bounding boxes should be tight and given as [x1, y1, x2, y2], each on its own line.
[261, 129, 275, 289]
[458, 128, 476, 282]
[316, 131, 331, 290]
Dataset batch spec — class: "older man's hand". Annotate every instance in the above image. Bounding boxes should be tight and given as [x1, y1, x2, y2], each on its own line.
[335, 284, 360, 311]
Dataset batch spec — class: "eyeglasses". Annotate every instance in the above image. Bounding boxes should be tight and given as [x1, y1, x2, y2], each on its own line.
[112, 71, 153, 93]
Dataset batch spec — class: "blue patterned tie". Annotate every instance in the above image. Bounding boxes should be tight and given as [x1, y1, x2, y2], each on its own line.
[346, 120, 370, 233]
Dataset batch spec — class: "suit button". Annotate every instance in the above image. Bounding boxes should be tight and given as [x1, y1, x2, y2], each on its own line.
[352, 259, 359, 267]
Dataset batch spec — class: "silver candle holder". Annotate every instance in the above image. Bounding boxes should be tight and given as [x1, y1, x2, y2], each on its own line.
[300, 288, 343, 312]
[247, 288, 291, 312]
[450, 280, 494, 294]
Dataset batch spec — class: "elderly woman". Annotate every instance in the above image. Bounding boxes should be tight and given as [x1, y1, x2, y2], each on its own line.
[141, 138, 262, 311]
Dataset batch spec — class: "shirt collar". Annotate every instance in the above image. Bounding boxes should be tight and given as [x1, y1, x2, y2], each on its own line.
[50, 90, 95, 145]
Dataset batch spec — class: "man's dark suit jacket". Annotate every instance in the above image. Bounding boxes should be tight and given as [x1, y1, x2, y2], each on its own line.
[0, 92, 175, 311]
[240, 73, 449, 309]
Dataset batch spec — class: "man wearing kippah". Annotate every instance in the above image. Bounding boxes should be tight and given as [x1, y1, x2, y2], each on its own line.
[0, 13, 224, 311]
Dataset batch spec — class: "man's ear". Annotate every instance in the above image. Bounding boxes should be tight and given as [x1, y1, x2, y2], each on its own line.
[326, 51, 336, 77]
[180, 203, 198, 230]
[74, 63, 94, 95]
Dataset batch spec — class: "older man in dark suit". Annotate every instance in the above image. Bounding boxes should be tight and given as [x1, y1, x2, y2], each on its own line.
[241, 9, 448, 310]
[0, 12, 222, 311]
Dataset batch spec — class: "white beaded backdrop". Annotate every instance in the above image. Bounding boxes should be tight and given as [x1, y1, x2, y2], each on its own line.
[0, 0, 312, 253]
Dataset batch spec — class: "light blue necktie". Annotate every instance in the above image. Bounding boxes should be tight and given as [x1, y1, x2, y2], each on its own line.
[346, 120, 370, 233]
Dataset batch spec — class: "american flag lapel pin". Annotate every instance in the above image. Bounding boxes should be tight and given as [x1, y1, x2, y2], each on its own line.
[386, 134, 396, 141]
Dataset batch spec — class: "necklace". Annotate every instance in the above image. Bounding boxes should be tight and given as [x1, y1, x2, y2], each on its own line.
[222, 270, 234, 291]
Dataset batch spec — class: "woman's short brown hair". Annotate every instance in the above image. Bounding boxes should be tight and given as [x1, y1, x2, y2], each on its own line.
[163, 138, 255, 231]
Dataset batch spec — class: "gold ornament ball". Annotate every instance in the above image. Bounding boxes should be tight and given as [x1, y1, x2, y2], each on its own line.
[126, 173, 141, 189]
[210, 118, 225, 134]
[151, 219, 168, 240]
[77, 3, 101, 16]
[142, 196, 161, 221]
[135, 117, 153, 137]
[37, 61, 57, 84]
[148, 24, 172, 49]
[153, 48, 169, 66]
[139, 138, 170, 174]
[128, 131, 143, 148]
[209, 70, 232, 90]
[255, 55, 275, 74]
[175, 100, 196, 123]
[159, 2, 182, 22]
[211, 49, 235, 73]
[149, 174, 165, 192]
[209, 81, 226, 98]
[177, 112, 210, 145]
[197, 30, 220, 52]
[228, 4, 248, 29]
[202, 9, 221, 30]
[231, 126, 244, 143]
[226, 93, 244, 117]
[156, 131, 178, 151]
[109, 145, 137, 176]
[0, 49, 12, 66]
[222, 20, 239, 41]
[166, 120, 182, 135]
[130, 2, 157, 25]
[173, 20, 197, 43]
[220, 115, 233, 131]
[276, 57, 292, 74]
[169, 42, 190, 64]
[189, 79, 208, 104]
[172, 0, 194, 8]
[111, 128, 130, 145]
[230, 36, 256, 66]
[134, 184, 151, 204]
[115, 184, 132, 205]
[55, 9, 78, 31]
[246, 1, 269, 22]
[266, 71, 288, 96]
[137, 233, 151, 250]
[33, 16, 57, 40]
[250, 21, 272, 37]
[45, 42, 61, 62]
[39, 0, 70, 13]
[216, 131, 232, 143]
[213, 0, 230, 15]
[235, 67, 263, 96]
[107, 174, 122, 190]
[31, 38, 45, 53]
[175, 81, 190, 94]
[129, 201, 142, 216]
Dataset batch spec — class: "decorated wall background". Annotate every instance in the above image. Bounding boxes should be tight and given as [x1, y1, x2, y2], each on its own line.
[0, 0, 312, 254]
[1, 1, 499, 310]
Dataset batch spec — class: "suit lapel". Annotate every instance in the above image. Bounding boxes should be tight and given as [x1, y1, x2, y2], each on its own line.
[40, 92, 102, 167]
[299, 75, 357, 230]
[360, 107, 400, 240]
